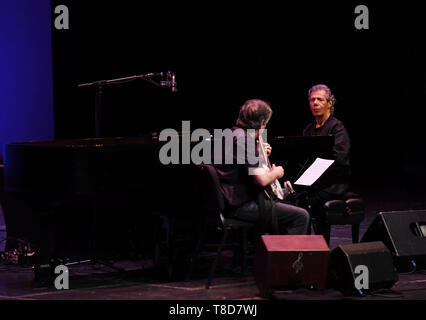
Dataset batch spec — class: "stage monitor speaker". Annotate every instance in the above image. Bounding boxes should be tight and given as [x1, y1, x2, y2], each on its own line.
[361, 210, 426, 271]
[253, 235, 330, 298]
[327, 241, 398, 296]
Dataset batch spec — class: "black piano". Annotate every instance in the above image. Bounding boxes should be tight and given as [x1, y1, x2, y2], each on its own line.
[2, 134, 333, 279]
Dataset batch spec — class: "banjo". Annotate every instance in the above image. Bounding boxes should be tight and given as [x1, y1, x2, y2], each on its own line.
[258, 133, 284, 201]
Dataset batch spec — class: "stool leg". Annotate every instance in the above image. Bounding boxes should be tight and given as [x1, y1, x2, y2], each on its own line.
[186, 232, 204, 281]
[241, 228, 250, 273]
[310, 217, 320, 235]
[323, 224, 331, 246]
[308, 218, 313, 235]
[352, 224, 360, 243]
[206, 228, 229, 289]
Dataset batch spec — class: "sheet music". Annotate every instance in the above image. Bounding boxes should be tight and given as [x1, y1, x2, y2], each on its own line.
[294, 158, 335, 186]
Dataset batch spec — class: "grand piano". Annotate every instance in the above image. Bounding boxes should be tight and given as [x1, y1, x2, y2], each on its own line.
[2, 134, 333, 279]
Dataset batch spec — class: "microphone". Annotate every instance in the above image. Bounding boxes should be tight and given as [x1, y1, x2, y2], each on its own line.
[170, 72, 177, 93]
[160, 71, 177, 92]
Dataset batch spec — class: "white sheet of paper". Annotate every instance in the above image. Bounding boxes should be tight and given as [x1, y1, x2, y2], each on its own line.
[294, 158, 335, 186]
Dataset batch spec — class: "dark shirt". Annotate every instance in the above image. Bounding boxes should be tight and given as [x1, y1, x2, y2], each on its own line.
[213, 126, 262, 209]
[302, 116, 351, 196]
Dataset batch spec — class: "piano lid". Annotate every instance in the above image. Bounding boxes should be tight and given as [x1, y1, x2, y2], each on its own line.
[3, 136, 162, 195]
[6, 136, 155, 148]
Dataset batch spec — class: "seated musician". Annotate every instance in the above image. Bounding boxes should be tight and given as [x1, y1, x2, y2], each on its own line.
[301, 84, 351, 233]
[214, 99, 309, 235]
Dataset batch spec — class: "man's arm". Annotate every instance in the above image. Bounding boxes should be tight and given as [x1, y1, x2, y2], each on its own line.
[331, 122, 350, 166]
[319, 122, 351, 186]
[252, 164, 284, 187]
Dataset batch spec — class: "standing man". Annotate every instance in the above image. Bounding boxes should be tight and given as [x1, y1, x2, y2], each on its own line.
[302, 84, 351, 232]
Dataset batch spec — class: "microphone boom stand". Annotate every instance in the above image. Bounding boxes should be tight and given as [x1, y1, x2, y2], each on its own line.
[78, 73, 165, 138]
[72, 72, 167, 274]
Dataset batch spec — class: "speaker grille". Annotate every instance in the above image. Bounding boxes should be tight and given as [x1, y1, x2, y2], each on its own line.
[362, 210, 426, 270]
[328, 241, 398, 295]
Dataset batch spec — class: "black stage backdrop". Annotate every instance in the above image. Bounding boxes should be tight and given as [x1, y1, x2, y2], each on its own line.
[51, 1, 426, 185]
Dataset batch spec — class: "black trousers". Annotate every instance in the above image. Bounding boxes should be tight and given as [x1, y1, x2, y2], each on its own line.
[230, 199, 310, 235]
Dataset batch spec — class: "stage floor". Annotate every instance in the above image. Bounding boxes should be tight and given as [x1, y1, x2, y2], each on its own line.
[0, 260, 426, 301]
[1, 179, 426, 302]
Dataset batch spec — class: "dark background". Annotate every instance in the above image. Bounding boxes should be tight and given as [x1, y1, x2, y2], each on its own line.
[51, 1, 426, 185]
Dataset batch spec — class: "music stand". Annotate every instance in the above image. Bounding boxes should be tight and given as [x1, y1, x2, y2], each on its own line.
[270, 135, 334, 183]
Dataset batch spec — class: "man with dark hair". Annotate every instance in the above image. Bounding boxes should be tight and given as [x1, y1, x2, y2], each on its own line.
[302, 85, 351, 233]
[214, 99, 310, 235]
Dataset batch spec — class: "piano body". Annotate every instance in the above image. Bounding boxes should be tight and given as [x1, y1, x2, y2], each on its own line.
[2, 134, 333, 279]
[2, 136, 203, 278]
